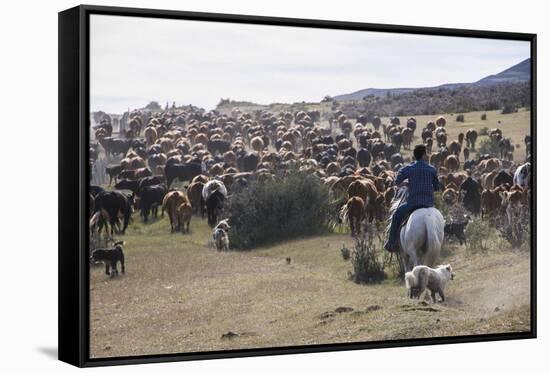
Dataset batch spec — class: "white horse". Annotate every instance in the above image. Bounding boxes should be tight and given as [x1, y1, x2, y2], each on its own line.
[513, 162, 531, 188]
[202, 179, 228, 202]
[388, 187, 445, 273]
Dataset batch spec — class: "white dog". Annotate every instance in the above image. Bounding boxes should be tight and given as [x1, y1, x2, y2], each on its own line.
[405, 264, 455, 303]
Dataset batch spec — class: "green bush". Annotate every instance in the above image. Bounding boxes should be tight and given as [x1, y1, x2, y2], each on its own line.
[496, 206, 531, 249]
[456, 114, 465, 122]
[465, 217, 492, 252]
[502, 104, 518, 114]
[226, 171, 331, 249]
[481, 113, 487, 120]
[348, 239, 386, 284]
[479, 126, 489, 136]
[478, 138, 501, 157]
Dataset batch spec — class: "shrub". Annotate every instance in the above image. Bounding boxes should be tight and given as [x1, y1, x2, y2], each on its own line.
[496, 205, 531, 249]
[226, 171, 331, 249]
[345, 224, 386, 284]
[456, 114, 465, 122]
[481, 113, 487, 120]
[502, 104, 518, 114]
[478, 138, 501, 157]
[348, 239, 386, 284]
[465, 217, 492, 252]
[479, 126, 489, 136]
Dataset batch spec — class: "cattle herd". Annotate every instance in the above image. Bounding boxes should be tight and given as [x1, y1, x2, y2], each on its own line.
[89, 106, 532, 275]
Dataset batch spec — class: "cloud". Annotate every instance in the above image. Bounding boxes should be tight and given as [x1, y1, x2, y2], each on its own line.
[90, 14, 530, 113]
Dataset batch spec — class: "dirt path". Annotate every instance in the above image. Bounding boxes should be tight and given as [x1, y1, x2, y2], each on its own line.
[90, 221, 531, 358]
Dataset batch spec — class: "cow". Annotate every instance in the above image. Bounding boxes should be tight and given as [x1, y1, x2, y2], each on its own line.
[493, 170, 513, 188]
[162, 190, 189, 233]
[205, 190, 225, 227]
[207, 139, 231, 155]
[444, 155, 460, 172]
[466, 129, 478, 149]
[460, 176, 482, 216]
[93, 191, 133, 234]
[177, 201, 193, 233]
[114, 179, 141, 194]
[165, 161, 203, 188]
[340, 196, 365, 237]
[105, 165, 124, 186]
[119, 167, 152, 181]
[137, 184, 168, 222]
[187, 181, 205, 216]
[481, 188, 503, 218]
[357, 148, 372, 168]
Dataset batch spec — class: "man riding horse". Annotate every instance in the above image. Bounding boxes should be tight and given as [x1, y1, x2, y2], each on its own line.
[384, 144, 441, 252]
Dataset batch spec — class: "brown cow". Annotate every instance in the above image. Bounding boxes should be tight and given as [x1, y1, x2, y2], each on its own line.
[177, 201, 193, 233]
[187, 181, 205, 216]
[341, 197, 364, 237]
[348, 179, 378, 202]
[162, 190, 189, 232]
[481, 188, 503, 218]
[444, 155, 460, 172]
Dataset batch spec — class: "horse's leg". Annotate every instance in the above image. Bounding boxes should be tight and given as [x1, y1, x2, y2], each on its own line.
[431, 289, 437, 303]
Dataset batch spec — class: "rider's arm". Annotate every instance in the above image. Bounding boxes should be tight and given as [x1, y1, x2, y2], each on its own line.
[395, 166, 409, 186]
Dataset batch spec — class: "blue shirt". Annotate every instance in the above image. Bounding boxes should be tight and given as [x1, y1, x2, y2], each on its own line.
[395, 160, 440, 207]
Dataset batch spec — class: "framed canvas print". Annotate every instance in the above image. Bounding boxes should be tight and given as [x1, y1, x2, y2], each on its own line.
[58, 5, 536, 367]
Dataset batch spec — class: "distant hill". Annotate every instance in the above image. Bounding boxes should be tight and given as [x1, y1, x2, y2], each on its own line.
[333, 58, 531, 101]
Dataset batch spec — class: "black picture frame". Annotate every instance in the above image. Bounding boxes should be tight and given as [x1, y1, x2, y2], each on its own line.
[59, 4, 537, 368]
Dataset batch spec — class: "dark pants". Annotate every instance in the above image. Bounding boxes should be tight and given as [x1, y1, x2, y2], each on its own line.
[386, 202, 428, 251]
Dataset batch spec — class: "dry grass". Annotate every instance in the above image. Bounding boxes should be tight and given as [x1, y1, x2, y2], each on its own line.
[90, 215, 531, 358]
[90, 107, 532, 358]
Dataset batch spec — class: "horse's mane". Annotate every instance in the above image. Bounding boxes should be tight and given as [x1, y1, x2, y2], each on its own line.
[385, 186, 409, 235]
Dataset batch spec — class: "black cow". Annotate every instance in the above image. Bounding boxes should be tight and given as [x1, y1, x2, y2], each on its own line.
[357, 148, 372, 167]
[342, 147, 357, 159]
[138, 176, 164, 191]
[238, 152, 259, 172]
[391, 132, 403, 152]
[165, 161, 203, 188]
[207, 139, 231, 155]
[105, 165, 124, 185]
[115, 179, 141, 194]
[460, 176, 482, 216]
[493, 170, 513, 188]
[90, 185, 105, 198]
[383, 143, 397, 161]
[390, 153, 404, 169]
[100, 137, 131, 157]
[137, 184, 167, 222]
[357, 134, 369, 148]
[205, 190, 225, 227]
[93, 191, 133, 234]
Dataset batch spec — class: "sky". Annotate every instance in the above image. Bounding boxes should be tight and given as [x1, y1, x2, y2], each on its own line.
[90, 14, 530, 114]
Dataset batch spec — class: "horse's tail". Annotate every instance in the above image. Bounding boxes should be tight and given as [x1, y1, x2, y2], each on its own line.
[339, 201, 350, 225]
[89, 211, 100, 228]
[423, 211, 445, 266]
